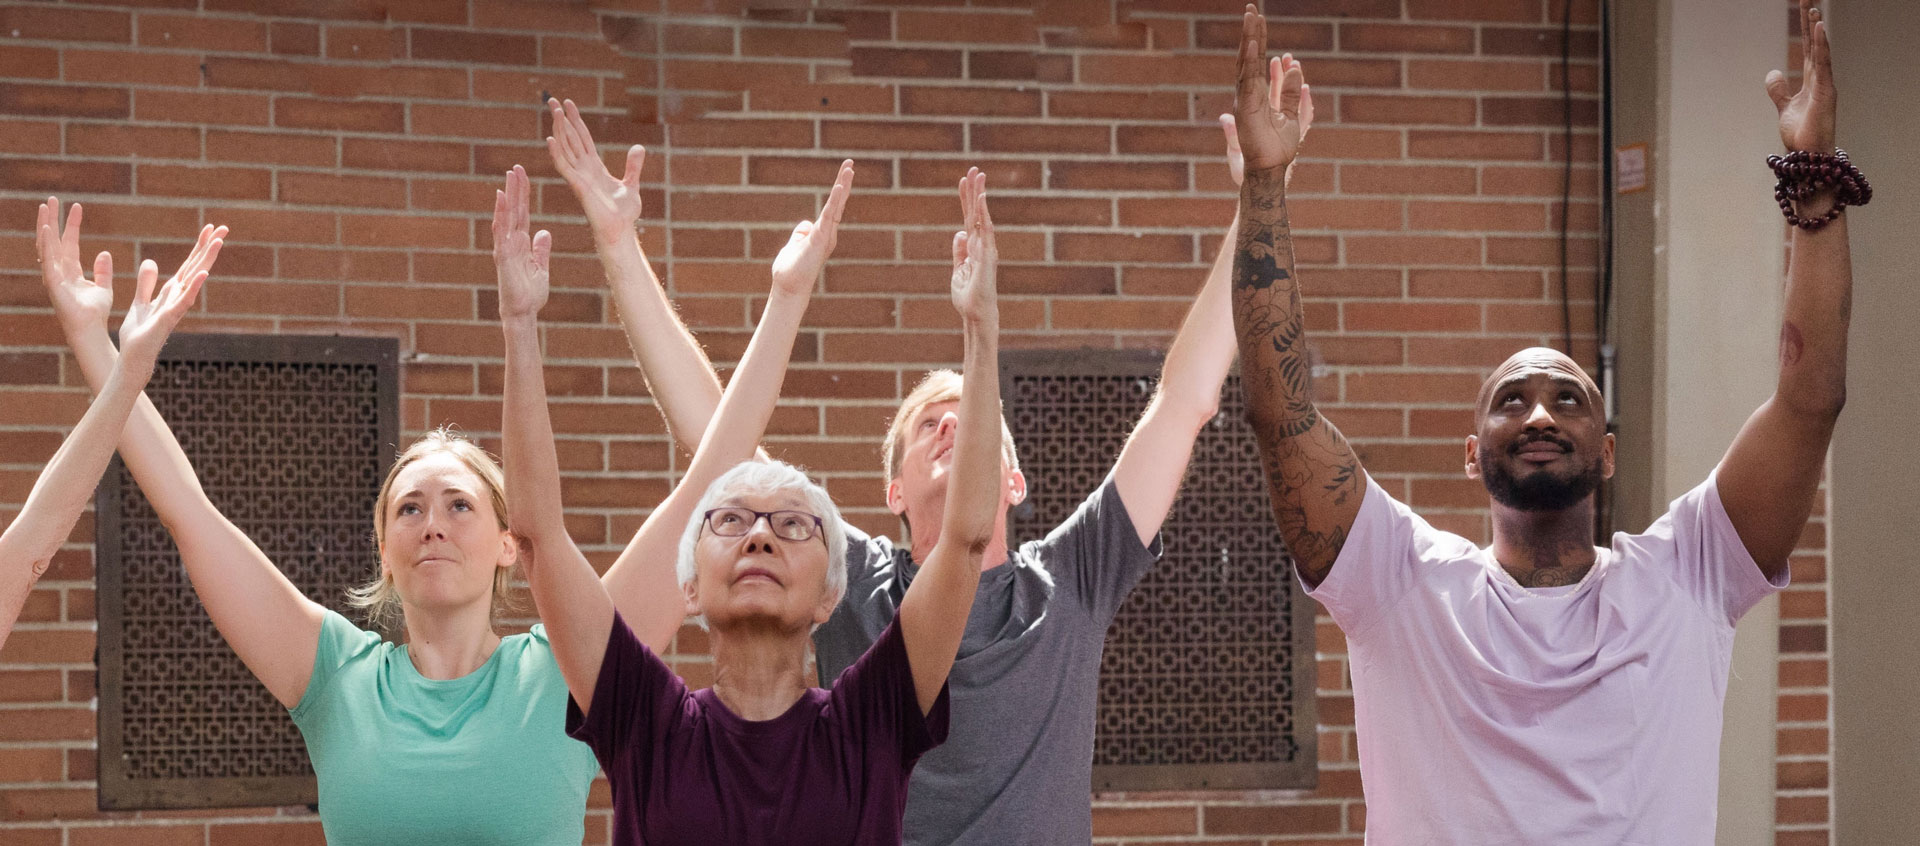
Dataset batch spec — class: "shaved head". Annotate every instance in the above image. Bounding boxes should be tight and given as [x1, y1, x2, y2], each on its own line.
[1474, 347, 1603, 425]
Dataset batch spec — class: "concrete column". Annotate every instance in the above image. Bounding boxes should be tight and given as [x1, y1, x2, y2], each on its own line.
[1652, 0, 1787, 842]
[1829, 1, 1920, 841]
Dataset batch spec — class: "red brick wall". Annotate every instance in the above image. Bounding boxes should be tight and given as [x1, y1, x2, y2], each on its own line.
[0, 1, 1818, 843]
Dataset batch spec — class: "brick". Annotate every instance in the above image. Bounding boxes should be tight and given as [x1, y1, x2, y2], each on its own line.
[1194, 19, 1336, 51]
[139, 164, 272, 200]
[1409, 0, 1544, 22]
[1482, 96, 1600, 127]
[1055, 233, 1191, 264]
[207, 823, 327, 846]
[65, 124, 201, 160]
[0, 45, 59, 79]
[1408, 130, 1543, 161]
[821, 120, 963, 152]
[902, 86, 1041, 118]
[206, 130, 338, 167]
[661, 22, 737, 55]
[0, 6, 131, 44]
[1078, 53, 1234, 86]
[414, 103, 542, 140]
[138, 13, 268, 52]
[665, 58, 809, 91]
[1409, 200, 1548, 232]
[749, 83, 893, 116]
[972, 123, 1108, 154]
[1410, 58, 1547, 92]
[274, 98, 405, 133]
[741, 26, 848, 59]
[70, 825, 205, 846]
[1341, 94, 1476, 126]
[1115, 125, 1221, 157]
[0, 83, 128, 119]
[1049, 161, 1185, 192]
[901, 157, 1042, 189]
[851, 46, 963, 79]
[278, 172, 407, 209]
[343, 137, 469, 173]
[1045, 90, 1186, 121]
[135, 89, 272, 126]
[270, 21, 321, 56]
[896, 10, 1036, 45]
[0, 118, 59, 154]
[64, 48, 201, 86]
[968, 50, 1038, 81]
[1204, 802, 1343, 835]
[1339, 23, 1475, 54]
[327, 24, 404, 61]
[1342, 163, 1476, 195]
[0, 159, 131, 194]
[1483, 26, 1600, 58]
[341, 213, 469, 249]
[410, 28, 537, 66]
[1409, 269, 1544, 300]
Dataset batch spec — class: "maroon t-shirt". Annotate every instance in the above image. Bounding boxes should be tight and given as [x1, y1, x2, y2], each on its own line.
[566, 612, 950, 846]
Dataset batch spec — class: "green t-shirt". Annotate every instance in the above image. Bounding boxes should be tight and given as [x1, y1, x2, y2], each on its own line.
[289, 610, 600, 845]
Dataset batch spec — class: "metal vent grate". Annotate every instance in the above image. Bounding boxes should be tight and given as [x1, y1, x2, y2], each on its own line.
[96, 335, 398, 809]
[1002, 350, 1316, 791]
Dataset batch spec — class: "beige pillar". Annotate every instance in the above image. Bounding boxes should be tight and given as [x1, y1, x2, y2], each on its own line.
[1829, 0, 1920, 840]
[1651, 0, 1786, 842]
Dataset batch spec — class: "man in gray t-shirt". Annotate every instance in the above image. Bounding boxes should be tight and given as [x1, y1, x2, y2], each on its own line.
[589, 134, 1278, 842]
[813, 472, 1159, 843]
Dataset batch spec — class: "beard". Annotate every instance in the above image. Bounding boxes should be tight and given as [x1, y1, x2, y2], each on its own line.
[1478, 437, 1604, 512]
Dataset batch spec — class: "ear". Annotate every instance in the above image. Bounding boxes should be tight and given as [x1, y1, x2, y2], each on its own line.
[1463, 435, 1481, 479]
[1004, 467, 1028, 507]
[497, 530, 522, 570]
[812, 583, 840, 626]
[885, 478, 907, 516]
[682, 576, 702, 619]
[1600, 431, 1617, 480]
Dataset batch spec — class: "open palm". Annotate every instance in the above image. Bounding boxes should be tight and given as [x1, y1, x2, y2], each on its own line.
[1233, 5, 1307, 173]
[1765, 0, 1836, 154]
[1223, 55, 1313, 187]
[769, 160, 855, 297]
[492, 165, 552, 322]
[546, 98, 646, 239]
[119, 254, 214, 372]
[36, 199, 114, 334]
[950, 168, 996, 322]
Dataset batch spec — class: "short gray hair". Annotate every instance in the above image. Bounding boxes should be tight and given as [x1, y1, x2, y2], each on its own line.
[676, 459, 848, 630]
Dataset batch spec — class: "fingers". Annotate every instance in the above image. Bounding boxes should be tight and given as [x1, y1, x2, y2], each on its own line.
[817, 160, 855, 231]
[622, 145, 646, 190]
[1267, 55, 1284, 112]
[61, 202, 82, 259]
[532, 229, 552, 267]
[971, 170, 992, 232]
[1219, 113, 1241, 154]
[562, 99, 596, 164]
[1810, 14, 1832, 84]
[1764, 69, 1792, 111]
[93, 251, 112, 292]
[1277, 60, 1305, 121]
[510, 165, 530, 235]
[135, 259, 159, 309]
[952, 229, 968, 269]
[193, 230, 226, 280]
[1236, 6, 1269, 117]
[175, 269, 209, 315]
[1299, 82, 1315, 138]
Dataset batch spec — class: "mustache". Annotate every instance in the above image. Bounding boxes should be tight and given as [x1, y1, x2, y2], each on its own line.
[1509, 433, 1573, 454]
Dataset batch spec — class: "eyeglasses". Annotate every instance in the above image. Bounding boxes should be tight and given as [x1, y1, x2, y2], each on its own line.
[702, 507, 824, 542]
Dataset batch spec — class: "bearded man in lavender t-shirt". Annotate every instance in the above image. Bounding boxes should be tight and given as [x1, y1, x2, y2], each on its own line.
[1225, 2, 1857, 843]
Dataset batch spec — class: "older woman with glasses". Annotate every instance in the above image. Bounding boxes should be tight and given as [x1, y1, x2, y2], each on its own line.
[503, 153, 1009, 843]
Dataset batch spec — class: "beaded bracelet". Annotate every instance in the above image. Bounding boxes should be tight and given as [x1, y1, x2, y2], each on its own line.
[1767, 148, 1873, 231]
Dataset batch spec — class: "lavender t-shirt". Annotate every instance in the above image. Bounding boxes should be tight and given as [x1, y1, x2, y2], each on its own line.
[567, 612, 950, 846]
[1313, 472, 1786, 845]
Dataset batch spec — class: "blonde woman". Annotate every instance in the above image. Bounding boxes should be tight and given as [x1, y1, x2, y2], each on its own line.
[504, 166, 1003, 844]
[4, 205, 220, 648]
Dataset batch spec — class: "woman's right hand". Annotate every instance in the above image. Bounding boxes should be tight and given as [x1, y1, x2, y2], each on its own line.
[35, 198, 114, 339]
[545, 97, 647, 245]
[492, 165, 552, 324]
[116, 235, 223, 376]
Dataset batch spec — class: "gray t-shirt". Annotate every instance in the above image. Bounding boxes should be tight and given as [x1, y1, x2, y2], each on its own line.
[813, 473, 1162, 845]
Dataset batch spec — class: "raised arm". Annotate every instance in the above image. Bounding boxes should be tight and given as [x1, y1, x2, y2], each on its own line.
[1717, 0, 1852, 579]
[495, 165, 619, 711]
[1, 243, 208, 648]
[1111, 61, 1314, 547]
[1229, 7, 1364, 587]
[36, 201, 326, 708]
[896, 169, 999, 713]
[546, 97, 724, 455]
[601, 161, 855, 653]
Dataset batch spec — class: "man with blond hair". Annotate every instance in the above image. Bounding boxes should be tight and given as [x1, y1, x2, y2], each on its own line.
[542, 77, 1309, 841]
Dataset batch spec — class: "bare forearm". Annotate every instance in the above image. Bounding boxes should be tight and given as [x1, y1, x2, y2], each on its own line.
[3, 364, 143, 575]
[598, 234, 726, 454]
[500, 319, 569, 542]
[1777, 207, 1851, 416]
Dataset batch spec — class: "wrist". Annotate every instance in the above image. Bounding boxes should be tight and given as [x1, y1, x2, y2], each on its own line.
[590, 221, 641, 249]
[499, 313, 541, 334]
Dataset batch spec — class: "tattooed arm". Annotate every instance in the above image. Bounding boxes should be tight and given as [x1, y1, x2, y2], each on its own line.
[1717, 0, 1849, 580]
[1229, 5, 1364, 587]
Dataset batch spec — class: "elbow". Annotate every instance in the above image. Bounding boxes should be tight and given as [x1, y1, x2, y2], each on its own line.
[1778, 384, 1846, 422]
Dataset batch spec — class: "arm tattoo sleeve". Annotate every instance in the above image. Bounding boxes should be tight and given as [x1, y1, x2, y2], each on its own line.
[1232, 165, 1363, 584]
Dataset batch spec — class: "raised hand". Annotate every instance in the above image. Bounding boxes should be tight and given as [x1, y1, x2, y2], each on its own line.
[1765, 0, 1835, 154]
[35, 199, 114, 336]
[118, 248, 215, 374]
[769, 160, 855, 297]
[950, 168, 997, 323]
[1233, 4, 1306, 175]
[545, 97, 646, 243]
[1222, 54, 1314, 186]
[492, 165, 553, 323]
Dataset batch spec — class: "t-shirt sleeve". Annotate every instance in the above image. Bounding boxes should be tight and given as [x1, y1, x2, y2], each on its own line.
[1302, 474, 1442, 638]
[1634, 472, 1788, 627]
[1036, 471, 1165, 625]
[828, 616, 951, 769]
[289, 609, 381, 723]
[564, 611, 689, 771]
[812, 527, 896, 686]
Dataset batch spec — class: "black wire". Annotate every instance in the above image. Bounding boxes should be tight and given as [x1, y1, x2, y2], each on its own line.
[1558, 0, 1574, 355]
